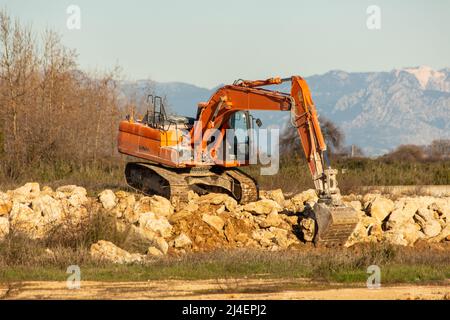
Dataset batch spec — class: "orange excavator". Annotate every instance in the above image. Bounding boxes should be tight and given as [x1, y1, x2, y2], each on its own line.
[117, 76, 358, 245]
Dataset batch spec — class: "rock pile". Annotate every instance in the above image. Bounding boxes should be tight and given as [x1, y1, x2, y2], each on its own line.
[0, 183, 449, 264]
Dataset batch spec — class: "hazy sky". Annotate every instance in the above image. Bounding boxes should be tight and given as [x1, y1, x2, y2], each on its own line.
[2, 0, 449, 88]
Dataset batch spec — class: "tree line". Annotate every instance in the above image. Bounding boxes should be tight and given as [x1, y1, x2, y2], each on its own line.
[0, 10, 132, 180]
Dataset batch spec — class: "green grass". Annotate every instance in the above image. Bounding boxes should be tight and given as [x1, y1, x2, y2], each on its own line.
[1, 246, 449, 284]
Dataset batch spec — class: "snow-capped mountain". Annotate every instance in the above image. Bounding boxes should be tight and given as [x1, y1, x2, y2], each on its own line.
[121, 66, 450, 155]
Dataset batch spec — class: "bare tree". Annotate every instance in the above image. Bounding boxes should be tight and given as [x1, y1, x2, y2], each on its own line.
[0, 10, 124, 179]
[382, 144, 425, 162]
[280, 117, 345, 156]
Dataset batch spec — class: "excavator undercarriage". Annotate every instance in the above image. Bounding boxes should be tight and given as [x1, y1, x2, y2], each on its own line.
[125, 162, 259, 204]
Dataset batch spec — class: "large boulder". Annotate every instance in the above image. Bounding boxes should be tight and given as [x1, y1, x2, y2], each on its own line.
[345, 216, 382, 247]
[244, 199, 282, 215]
[428, 224, 450, 243]
[269, 227, 293, 249]
[31, 194, 63, 225]
[386, 199, 420, 230]
[257, 210, 283, 228]
[98, 190, 117, 210]
[414, 208, 441, 238]
[147, 246, 163, 257]
[169, 203, 199, 223]
[299, 217, 316, 242]
[262, 189, 285, 207]
[202, 214, 225, 232]
[133, 196, 174, 219]
[251, 229, 275, 247]
[138, 212, 172, 238]
[9, 202, 46, 239]
[346, 200, 363, 212]
[285, 189, 318, 212]
[10, 183, 40, 203]
[113, 192, 136, 219]
[147, 195, 174, 217]
[154, 236, 169, 254]
[195, 193, 237, 211]
[90, 240, 144, 264]
[382, 231, 409, 246]
[174, 233, 192, 248]
[429, 199, 450, 220]
[55, 185, 88, 207]
[367, 197, 394, 222]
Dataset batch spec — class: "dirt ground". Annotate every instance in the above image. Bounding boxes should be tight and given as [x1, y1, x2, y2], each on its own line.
[1, 279, 449, 300]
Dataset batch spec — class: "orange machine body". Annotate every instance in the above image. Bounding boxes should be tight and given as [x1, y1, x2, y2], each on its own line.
[118, 76, 328, 185]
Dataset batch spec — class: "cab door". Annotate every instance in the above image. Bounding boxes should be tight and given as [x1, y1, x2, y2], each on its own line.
[229, 111, 250, 163]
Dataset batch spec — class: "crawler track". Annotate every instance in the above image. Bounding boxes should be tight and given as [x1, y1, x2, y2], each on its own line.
[125, 162, 258, 204]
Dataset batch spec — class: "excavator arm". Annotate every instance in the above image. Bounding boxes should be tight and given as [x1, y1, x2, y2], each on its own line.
[192, 75, 340, 203]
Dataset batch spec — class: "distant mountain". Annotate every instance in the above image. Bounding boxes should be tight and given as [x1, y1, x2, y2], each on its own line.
[121, 66, 450, 155]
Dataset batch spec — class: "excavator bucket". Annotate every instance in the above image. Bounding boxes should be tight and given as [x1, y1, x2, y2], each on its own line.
[313, 202, 359, 246]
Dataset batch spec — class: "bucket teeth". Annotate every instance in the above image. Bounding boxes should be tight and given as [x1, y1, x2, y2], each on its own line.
[313, 203, 359, 246]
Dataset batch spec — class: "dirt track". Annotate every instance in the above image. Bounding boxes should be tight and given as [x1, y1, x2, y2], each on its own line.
[1, 279, 449, 300]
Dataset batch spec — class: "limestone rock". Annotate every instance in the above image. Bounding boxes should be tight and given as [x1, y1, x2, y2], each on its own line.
[0, 197, 12, 216]
[286, 189, 318, 212]
[148, 195, 174, 217]
[347, 200, 363, 212]
[188, 190, 199, 202]
[345, 216, 383, 247]
[56, 185, 88, 207]
[264, 189, 285, 207]
[202, 214, 225, 232]
[300, 189, 319, 204]
[147, 246, 163, 256]
[382, 231, 409, 246]
[0, 216, 9, 240]
[368, 197, 394, 221]
[244, 199, 282, 215]
[224, 220, 236, 242]
[11, 183, 40, 203]
[32, 194, 63, 225]
[99, 189, 117, 210]
[90, 240, 143, 264]
[9, 202, 46, 239]
[196, 193, 237, 211]
[428, 224, 450, 243]
[138, 212, 172, 238]
[362, 193, 381, 209]
[113, 193, 135, 219]
[269, 227, 291, 249]
[386, 199, 420, 230]
[414, 209, 441, 238]
[258, 210, 283, 228]
[174, 233, 192, 248]
[154, 236, 169, 254]
[251, 229, 275, 247]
